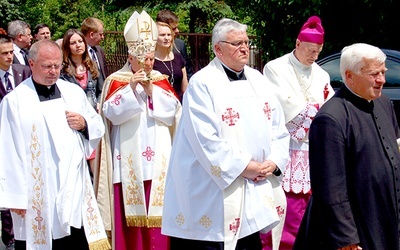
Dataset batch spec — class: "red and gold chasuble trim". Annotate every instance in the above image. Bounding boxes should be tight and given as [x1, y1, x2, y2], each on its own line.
[105, 75, 179, 101]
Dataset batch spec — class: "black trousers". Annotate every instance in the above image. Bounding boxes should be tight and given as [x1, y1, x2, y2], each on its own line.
[0, 210, 14, 246]
[170, 231, 262, 250]
[15, 226, 89, 250]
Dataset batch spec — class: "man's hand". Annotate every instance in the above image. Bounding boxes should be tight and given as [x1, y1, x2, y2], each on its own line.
[261, 160, 278, 177]
[65, 111, 86, 131]
[241, 160, 268, 183]
[130, 69, 153, 97]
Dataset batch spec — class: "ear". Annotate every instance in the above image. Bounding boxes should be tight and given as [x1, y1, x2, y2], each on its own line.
[128, 55, 134, 64]
[295, 39, 301, 49]
[215, 44, 222, 56]
[345, 70, 354, 86]
[17, 33, 24, 41]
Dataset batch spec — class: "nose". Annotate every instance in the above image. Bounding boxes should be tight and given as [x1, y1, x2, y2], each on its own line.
[376, 72, 385, 82]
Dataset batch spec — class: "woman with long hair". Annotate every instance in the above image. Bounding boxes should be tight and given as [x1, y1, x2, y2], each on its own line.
[60, 28, 100, 110]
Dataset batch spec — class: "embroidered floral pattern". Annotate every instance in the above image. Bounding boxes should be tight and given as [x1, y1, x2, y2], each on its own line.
[126, 153, 144, 205]
[85, 179, 101, 235]
[211, 165, 221, 178]
[175, 212, 185, 226]
[222, 108, 240, 126]
[286, 103, 319, 141]
[282, 149, 310, 193]
[111, 94, 122, 105]
[30, 124, 47, 245]
[142, 146, 155, 161]
[200, 215, 212, 228]
[263, 102, 271, 120]
[151, 155, 167, 207]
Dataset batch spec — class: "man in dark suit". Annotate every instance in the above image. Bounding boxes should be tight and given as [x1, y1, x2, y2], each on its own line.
[81, 17, 108, 96]
[7, 20, 32, 66]
[0, 34, 31, 250]
[156, 9, 194, 79]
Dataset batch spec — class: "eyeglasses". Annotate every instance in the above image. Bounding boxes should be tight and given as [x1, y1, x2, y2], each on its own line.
[220, 40, 252, 47]
[41, 64, 62, 70]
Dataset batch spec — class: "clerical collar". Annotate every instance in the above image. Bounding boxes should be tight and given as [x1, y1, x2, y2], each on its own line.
[33, 79, 61, 101]
[220, 62, 246, 81]
[343, 83, 372, 102]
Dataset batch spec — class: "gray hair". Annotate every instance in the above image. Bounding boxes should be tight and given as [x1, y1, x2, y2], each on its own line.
[29, 39, 61, 61]
[7, 20, 31, 39]
[340, 43, 386, 83]
[212, 18, 247, 54]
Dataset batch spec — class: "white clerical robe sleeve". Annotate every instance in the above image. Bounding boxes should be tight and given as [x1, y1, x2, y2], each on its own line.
[147, 85, 179, 126]
[102, 85, 144, 125]
[268, 96, 290, 175]
[183, 80, 252, 190]
[58, 80, 105, 158]
[0, 97, 29, 209]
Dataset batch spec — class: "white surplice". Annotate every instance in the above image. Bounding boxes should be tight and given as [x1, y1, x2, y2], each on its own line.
[0, 78, 109, 250]
[162, 58, 290, 245]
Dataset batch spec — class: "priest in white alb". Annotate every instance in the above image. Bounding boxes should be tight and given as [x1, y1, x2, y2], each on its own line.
[161, 18, 290, 250]
[0, 40, 109, 250]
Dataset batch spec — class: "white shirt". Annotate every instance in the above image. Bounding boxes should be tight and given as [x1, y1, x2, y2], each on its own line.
[13, 43, 27, 65]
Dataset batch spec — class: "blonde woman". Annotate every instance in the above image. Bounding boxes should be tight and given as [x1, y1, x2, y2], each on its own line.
[153, 22, 188, 102]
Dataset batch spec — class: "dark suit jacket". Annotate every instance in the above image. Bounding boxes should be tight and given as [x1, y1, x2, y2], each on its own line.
[174, 38, 194, 79]
[12, 55, 24, 65]
[0, 64, 31, 101]
[12, 48, 29, 65]
[93, 46, 108, 78]
[92, 45, 108, 93]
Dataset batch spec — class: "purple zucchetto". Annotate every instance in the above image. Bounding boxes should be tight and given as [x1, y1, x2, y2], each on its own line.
[297, 16, 324, 44]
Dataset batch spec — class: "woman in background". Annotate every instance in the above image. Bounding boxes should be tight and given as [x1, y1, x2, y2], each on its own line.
[60, 28, 100, 110]
[153, 22, 188, 102]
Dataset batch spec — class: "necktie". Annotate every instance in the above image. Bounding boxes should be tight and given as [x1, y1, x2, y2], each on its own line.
[20, 49, 29, 65]
[90, 48, 100, 69]
[4, 72, 13, 93]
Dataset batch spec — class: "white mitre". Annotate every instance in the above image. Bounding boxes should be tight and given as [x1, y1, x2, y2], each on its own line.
[124, 10, 158, 61]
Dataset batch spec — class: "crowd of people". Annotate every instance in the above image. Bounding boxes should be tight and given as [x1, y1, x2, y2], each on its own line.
[0, 9, 399, 250]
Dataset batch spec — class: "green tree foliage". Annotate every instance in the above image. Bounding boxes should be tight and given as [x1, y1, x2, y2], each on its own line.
[229, 0, 323, 61]
[4, 0, 400, 65]
[0, 0, 24, 29]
